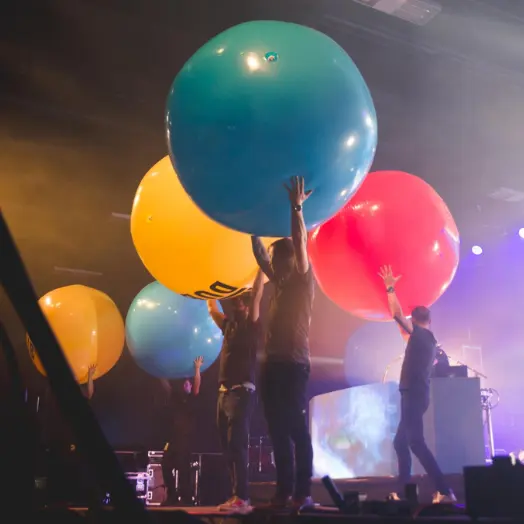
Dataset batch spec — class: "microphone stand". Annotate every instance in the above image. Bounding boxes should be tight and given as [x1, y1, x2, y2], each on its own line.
[480, 388, 500, 461]
[448, 356, 487, 380]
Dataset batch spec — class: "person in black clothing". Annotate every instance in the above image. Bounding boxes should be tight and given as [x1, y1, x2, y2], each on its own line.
[207, 269, 264, 511]
[252, 176, 315, 511]
[160, 356, 203, 506]
[378, 265, 455, 504]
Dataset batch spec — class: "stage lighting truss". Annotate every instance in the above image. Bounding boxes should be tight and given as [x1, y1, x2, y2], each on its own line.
[352, 0, 442, 26]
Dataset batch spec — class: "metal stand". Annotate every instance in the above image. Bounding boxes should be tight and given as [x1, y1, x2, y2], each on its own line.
[481, 388, 499, 461]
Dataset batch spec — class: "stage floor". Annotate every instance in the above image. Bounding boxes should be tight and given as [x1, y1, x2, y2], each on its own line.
[249, 474, 465, 505]
[69, 475, 468, 523]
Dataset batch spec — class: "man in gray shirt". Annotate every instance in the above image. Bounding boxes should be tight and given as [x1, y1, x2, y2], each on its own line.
[252, 176, 315, 511]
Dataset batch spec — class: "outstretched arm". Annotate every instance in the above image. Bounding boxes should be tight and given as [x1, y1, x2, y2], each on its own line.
[249, 269, 265, 322]
[251, 236, 274, 281]
[285, 176, 312, 275]
[82, 364, 96, 400]
[193, 356, 203, 396]
[398, 323, 410, 342]
[378, 265, 413, 334]
[207, 300, 226, 330]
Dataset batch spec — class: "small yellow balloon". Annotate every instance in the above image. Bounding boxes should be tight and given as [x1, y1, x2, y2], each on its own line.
[131, 156, 275, 299]
[27, 285, 125, 384]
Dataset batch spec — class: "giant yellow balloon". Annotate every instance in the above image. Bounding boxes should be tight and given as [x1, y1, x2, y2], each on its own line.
[131, 156, 275, 299]
[27, 285, 125, 384]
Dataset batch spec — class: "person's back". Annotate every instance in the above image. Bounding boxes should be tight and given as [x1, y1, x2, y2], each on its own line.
[219, 315, 259, 388]
[379, 266, 455, 503]
[207, 281, 264, 511]
[266, 267, 314, 365]
[251, 176, 316, 511]
[399, 324, 437, 393]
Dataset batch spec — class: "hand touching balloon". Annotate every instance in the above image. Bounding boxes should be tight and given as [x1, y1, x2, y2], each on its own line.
[378, 266, 402, 289]
[284, 176, 313, 207]
[87, 363, 97, 379]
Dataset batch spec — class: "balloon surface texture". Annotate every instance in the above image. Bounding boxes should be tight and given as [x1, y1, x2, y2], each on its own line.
[131, 156, 273, 300]
[166, 20, 377, 237]
[27, 285, 125, 383]
[309, 171, 460, 321]
[125, 281, 223, 379]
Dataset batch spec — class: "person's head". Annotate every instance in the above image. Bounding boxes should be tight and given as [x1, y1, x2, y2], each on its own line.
[270, 238, 296, 280]
[183, 379, 192, 394]
[411, 306, 431, 329]
[229, 294, 250, 320]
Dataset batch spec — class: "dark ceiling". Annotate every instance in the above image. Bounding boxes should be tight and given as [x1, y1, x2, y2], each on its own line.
[2, 0, 524, 371]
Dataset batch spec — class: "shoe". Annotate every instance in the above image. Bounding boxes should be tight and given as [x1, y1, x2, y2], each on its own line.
[292, 495, 315, 512]
[218, 496, 251, 512]
[432, 490, 457, 504]
[387, 492, 401, 501]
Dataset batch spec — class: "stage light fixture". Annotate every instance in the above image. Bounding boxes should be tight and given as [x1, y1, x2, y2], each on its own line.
[471, 245, 483, 255]
[518, 228, 524, 239]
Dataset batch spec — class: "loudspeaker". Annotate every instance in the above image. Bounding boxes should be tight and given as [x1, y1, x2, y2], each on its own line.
[465, 456, 524, 518]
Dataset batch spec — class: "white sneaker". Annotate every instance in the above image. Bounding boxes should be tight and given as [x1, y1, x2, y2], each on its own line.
[217, 496, 251, 512]
[432, 491, 457, 504]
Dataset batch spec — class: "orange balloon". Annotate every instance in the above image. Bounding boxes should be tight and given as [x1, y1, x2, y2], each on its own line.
[131, 157, 275, 300]
[27, 285, 124, 384]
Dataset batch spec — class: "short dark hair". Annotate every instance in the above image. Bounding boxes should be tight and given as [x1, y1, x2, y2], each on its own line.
[411, 306, 431, 324]
[270, 238, 294, 258]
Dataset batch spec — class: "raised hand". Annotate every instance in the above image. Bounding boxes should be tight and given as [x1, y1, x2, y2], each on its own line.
[284, 176, 313, 207]
[378, 265, 402, 288]
[87, 363, 97, 378]
[194, 356, 204, 369]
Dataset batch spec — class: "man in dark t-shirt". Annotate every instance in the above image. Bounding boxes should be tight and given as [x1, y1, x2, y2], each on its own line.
[252, 176, 315, 511]
[160, 356, 202, 506]
[379, 265, 455, 504]
[207, 270, 264, 511]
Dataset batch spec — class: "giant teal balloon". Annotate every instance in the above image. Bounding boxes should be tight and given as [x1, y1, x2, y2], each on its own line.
[166, 20, 377, 238]
[126, 281, 222, 378]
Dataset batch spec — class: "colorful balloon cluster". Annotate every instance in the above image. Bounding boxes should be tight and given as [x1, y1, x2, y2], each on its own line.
[128, 22, 458, 376]
[29, 22, 460, 383]
[127, 20, 379, 378]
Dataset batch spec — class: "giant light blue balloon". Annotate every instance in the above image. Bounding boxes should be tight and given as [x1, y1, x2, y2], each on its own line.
[126, 281, 223, 379]
[166, 20, 377, 238]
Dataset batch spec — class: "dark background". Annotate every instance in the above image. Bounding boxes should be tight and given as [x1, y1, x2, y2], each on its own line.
[2, 0, 524, 454]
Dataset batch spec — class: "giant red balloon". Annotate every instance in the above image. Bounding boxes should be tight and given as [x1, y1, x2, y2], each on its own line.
[308, 171, 459, 321]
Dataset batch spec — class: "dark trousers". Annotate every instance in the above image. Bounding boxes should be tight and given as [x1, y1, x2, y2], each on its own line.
[394, 390, 449, 495]
[260, 362, 313, 498]
[217, 388, 254, 500]
[162, 424, 193, 504]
